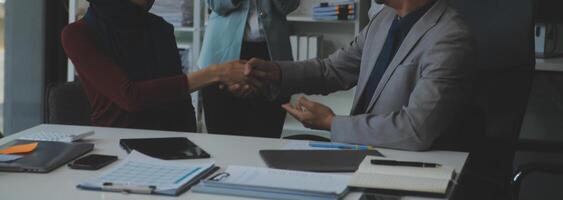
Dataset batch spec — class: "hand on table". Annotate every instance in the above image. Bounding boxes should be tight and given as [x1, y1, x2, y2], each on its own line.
[282, 96, 335, 131]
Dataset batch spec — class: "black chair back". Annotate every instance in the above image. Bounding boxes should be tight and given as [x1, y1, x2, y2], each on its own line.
[447, 0, 535, 198]
[45, 81, 92, 126]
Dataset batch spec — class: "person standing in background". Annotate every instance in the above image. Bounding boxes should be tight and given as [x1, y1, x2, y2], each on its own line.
[198, 0, 300, 138]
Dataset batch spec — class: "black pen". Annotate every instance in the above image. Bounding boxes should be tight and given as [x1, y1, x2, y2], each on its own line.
[370, 159, 441, 168]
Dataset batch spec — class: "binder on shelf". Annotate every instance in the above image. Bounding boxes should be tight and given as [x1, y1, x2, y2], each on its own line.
[192, 165, 350, 200]
[77, 151, 218, 196]
[308, 35, 323, 59]
[290, 35, 299, 61]
[348, 156, 456, 198]
[298, 35, 309, 61]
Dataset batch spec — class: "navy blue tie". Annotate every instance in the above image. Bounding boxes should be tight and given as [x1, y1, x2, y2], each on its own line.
[354, 18, 402, 114]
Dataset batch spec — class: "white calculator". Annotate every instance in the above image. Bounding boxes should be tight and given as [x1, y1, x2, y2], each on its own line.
[19, 130, 95, 143]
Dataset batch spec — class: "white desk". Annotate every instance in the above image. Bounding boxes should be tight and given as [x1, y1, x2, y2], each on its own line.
[0, 124, 468, 200]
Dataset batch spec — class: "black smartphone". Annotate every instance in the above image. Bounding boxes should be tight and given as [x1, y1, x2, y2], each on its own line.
[68, 154, 118, 170]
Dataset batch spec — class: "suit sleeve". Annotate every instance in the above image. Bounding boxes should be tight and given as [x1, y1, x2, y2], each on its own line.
[275, 18, 374, 96]
[330, 26, 474, 151]
[61, 23, 190, 113]
[207, 0, 242, 16]
[271, 0, 300, 15]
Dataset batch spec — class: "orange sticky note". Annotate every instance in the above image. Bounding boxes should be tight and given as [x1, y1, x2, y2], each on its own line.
[0, 142, 38, 154]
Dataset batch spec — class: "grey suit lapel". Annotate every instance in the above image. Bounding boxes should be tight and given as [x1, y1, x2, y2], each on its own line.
[364, 0, 448, 112]
[351, 10, 395, 113]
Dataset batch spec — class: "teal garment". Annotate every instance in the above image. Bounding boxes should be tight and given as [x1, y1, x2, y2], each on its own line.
[198, 0, 299, 68]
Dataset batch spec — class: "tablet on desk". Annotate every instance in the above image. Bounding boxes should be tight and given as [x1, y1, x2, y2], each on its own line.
[259, 150, 384, 172]
[119, 137, 210, 160]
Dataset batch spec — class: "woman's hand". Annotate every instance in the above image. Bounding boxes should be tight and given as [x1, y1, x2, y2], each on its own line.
[216, 60, 248, 85]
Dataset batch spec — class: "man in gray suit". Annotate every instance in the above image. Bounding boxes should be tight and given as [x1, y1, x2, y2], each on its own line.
[241, 0, 473, 151]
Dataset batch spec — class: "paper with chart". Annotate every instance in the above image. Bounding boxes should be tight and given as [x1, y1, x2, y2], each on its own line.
[217, 166, 350, 194]
[78, 151, 214, 192]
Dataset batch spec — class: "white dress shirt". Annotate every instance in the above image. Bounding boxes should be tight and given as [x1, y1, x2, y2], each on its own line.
[244, 0, 266, 42]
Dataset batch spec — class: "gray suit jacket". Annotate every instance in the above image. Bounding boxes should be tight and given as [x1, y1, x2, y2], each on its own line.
[276, 0, 473, 151]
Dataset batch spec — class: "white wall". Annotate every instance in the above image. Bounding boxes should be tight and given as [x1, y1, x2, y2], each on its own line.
[3, 0, 46, 135]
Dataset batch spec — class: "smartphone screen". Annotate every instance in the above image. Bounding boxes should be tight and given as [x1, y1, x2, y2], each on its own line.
[69, 154, 118, 170]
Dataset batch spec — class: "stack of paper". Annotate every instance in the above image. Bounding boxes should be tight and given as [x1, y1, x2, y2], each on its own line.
[313, 1, 356, 21]
[192, 166, 350, 200]
[77, 151, 216, 196]
[348, 156, 455, 197]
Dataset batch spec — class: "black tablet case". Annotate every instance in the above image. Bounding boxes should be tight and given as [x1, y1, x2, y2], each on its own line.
[260, 150, 384, 172]
[120, 137, 210, 160]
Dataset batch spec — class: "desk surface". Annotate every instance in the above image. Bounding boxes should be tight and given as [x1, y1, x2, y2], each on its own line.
[0, 124, 468, 200]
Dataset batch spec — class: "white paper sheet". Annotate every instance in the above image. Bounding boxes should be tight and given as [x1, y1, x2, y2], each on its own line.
[218, 166, 350, 194]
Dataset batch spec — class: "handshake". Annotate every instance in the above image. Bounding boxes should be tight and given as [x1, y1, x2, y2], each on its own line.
[214, 58, 335, 131]
[215, 58, 281, 98]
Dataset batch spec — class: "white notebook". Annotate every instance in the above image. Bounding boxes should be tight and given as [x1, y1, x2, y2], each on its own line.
[348, 156, 455, 196]
[193, 166, 350, 200]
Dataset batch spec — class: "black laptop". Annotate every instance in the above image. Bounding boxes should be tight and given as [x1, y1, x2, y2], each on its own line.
[0, 140, 94, 173]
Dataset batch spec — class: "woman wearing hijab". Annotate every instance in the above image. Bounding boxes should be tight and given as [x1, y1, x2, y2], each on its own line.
[198, 0, 300, 138]
[62, 0, 250, 132]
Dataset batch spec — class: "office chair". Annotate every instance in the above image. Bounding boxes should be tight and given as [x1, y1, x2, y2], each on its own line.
[44, 81, 92, 126]
[512, 162, 563, 199]
[510, 1, 563, 199]
[446, 0, 535, 199]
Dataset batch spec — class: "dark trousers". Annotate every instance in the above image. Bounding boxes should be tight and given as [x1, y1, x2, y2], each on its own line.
[201, 42, 287, 138]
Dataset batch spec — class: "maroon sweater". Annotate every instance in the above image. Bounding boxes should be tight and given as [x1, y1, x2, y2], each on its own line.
[61, 20, 196, 132]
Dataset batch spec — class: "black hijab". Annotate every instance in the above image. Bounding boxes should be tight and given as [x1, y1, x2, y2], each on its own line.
[84, 0, 182, 81]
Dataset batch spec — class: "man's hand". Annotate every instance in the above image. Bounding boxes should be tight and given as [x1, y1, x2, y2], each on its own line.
[282, 96, 335, 131]
[216, 60, 261, 98]
[244, 58, 281, 83]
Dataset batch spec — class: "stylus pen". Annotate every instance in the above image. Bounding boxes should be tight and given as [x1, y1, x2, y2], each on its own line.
[309, 142, 375, 150]
[370, 159, 442, 168]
